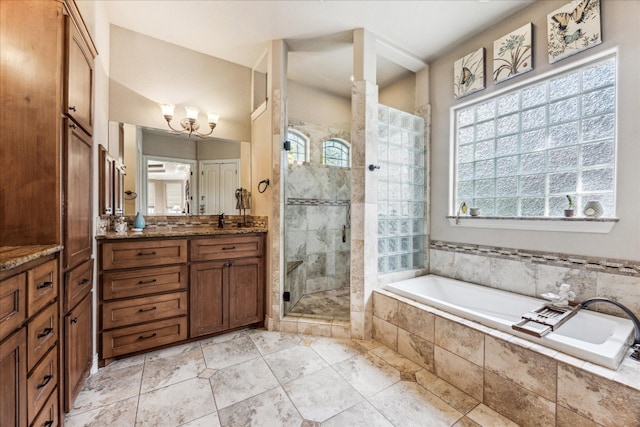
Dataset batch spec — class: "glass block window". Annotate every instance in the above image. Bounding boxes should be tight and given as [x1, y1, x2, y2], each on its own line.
[453, 55, 616, 218]
[287, 129, 308, 163]
[322, 138, 350, 167]
[378, 105, 425, 274]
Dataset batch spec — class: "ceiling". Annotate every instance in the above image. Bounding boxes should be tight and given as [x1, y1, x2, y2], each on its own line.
[103, 0, 533, 97]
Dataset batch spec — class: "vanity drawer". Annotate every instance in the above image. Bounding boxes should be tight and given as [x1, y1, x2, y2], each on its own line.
[64, 258, 93, 312]
[0, 273, 26, 341]
[27, 345, 57, 424]
[102, 316, 187, 359]
[27, 259, 58, 317]
[27, 303, 57, 371]
[102, 292, 187, 330]
[30, 386, 58, 427]
[190, 235, 263, 261]
[102, 265, 188, 300]
[102, 239, 187, 270]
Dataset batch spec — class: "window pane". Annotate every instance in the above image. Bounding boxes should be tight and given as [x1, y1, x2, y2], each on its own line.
[453, 56, 616, 218]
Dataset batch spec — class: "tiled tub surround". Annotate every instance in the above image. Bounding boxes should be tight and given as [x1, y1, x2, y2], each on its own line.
[429, 240, 640, 322]
[385, 275, 634, 370]
[373, 290, 640, 426]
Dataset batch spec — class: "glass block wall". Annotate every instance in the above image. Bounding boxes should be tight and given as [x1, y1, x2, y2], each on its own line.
[377, 105, 425, 274]
[454, 56, 616, 217]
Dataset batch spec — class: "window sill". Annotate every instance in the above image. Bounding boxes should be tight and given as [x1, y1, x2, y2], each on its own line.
[446, 216, 618, 234]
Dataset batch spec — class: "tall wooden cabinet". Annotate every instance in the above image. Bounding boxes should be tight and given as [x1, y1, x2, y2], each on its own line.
[61, 1, 96, 412]
[0, 0, 97, 421]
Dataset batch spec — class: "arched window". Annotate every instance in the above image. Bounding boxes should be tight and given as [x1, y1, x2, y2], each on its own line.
[322, 138, 350, 167]
[287, 129, 309, 163]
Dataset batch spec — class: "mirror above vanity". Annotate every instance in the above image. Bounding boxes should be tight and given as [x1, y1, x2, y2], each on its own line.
[105, 121, 252, 217]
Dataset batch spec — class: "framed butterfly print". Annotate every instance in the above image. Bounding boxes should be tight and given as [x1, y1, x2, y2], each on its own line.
[493, 23, 533, 84]
[454, 47, 485, 99]
[547, 0, 601, 64]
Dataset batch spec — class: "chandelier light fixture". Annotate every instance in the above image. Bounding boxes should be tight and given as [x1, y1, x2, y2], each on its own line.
[160, 103, 220, 138]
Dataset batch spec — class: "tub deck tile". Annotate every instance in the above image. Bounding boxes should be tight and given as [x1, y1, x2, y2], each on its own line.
[434, 346, 484, 401]
[435, 316, 485, 366]
[398, 329, 435, 372]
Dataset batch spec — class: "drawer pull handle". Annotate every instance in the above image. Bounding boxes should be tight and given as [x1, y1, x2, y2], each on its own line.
[137, 251, 157, 256]
[69, 105, 77, 112]
[79, 278, 90, 286]
[37, 327, 53, 338]
[224, 262, 234, 267]
[138, 306, 157, 313]
[71, 317, 78, 324]
[36, 281, 54, 290]
[69, 123, 77, 129]
[138, 279, 157, 285]
[222, 246, 236, 250]
[138, 333, 157, 340]
[44, 421, 54, 427]
[37, 374, 53, 389]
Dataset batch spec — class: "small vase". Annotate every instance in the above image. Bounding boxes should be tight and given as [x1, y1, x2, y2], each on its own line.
[133, 212, 146, 229]
[564, 209, 574, 217]
[583, 201, 604, 218]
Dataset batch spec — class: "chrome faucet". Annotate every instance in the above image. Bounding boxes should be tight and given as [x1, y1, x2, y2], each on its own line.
[580, 297, 640, 361]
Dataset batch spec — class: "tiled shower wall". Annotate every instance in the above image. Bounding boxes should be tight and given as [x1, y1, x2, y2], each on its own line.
[429, 240, 640, 320]
[285, 161, 351, 309]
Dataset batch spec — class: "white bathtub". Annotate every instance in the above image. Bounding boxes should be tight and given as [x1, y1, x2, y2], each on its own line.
[384, 274, 635, 370]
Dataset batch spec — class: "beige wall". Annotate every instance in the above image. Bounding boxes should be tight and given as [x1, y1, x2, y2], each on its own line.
[109, 25, 252, 143]
[378, 72, 416, 113]
[429, 0, 640, 260]
[287, 80, 351, 131]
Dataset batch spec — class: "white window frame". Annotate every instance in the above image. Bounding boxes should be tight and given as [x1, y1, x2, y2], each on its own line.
[322, 138, 351, 167]
[449, 49, 618, 234]
[287, 129, 309, 163]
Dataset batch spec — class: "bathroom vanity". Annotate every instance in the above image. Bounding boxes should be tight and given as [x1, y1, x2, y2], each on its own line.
[96, 228, 266, 366]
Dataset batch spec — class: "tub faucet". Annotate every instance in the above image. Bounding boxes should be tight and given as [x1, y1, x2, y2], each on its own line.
[580, 297, 640, 361]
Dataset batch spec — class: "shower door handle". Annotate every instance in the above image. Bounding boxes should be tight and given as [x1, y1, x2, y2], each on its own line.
[342, 225, 346, 243]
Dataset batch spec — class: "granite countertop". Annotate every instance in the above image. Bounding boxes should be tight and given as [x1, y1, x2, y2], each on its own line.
[96, 225, 267, 240]
[0, 245, 63, 272]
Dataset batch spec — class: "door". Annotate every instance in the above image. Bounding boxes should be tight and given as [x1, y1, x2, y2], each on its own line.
[64, 292, 92, 411]
[0, 329, 27, 427]
[200, 161, 239, 215]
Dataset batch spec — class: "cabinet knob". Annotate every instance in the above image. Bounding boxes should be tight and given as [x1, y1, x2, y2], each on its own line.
[70, 317, 79, 324]
[69, 105, 77, 112]
[79, 278, 90, 286]
[69, 123, 77, 129]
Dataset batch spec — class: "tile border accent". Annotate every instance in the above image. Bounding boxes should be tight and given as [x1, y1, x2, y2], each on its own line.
[430, 239, 640, 277]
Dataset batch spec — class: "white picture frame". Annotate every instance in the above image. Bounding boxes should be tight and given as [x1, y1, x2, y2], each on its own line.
[493, 23, 533, 84]
[454, 47, 485, 99]
[548, 0, 601, 64]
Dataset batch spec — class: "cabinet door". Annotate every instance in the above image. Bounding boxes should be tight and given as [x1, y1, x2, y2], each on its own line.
[64, 292, 92, 412]
[0, 328, 27, 427]
[64, 16, 93, 135]
[190, 261, 228, 337]
[228, 258, 264, 329]
[114, 161, 125, 215]
[0, 273, 26, 342]
[63, 120, 93, 271]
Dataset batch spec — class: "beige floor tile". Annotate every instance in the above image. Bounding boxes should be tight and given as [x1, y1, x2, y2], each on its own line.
[210, 357, 280, 409]
[65, 396, 138, 427]
[140, 342, 206, 393]
[332, 352, 401, 397]
[247, 329, 302, 355]
[369, 381, 463, 426]
[136, 378, 216, 427]
[322, 401, 394, 427]
[70, 364, 143, 413]
[466, 404, 519, 427]
[283, 367, 363, 422]
[415, 369, 479, 414]
[263, 345, 329, 384]
[217, 386, 302, 427]
[201, 334, 260, 370]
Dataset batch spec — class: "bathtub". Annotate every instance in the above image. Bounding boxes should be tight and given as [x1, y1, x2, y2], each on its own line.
[384, 274, 635, 370]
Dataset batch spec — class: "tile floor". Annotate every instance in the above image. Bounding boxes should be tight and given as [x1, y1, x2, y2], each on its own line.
[287, 287, 350, 320]
[65, 328, 519, 427]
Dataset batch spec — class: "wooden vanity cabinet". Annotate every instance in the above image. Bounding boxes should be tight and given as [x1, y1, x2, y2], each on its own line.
[190, 234, 265, 337]
[99, 239, 189, 362]
[64, 291, 92, 411]
[64, 10, 94, 135]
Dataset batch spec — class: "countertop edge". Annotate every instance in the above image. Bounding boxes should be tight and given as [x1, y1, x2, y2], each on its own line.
[95, 227, 268, 240]
[0, 244, 63, 272]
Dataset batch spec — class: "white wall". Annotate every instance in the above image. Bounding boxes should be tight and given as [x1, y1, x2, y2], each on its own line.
[429, 0, 640, 260]
[109, 26, 252, 143]
[378, 72, 416, 114]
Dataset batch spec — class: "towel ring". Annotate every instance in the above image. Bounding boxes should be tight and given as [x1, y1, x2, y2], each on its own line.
[258, 179, 270, 193]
